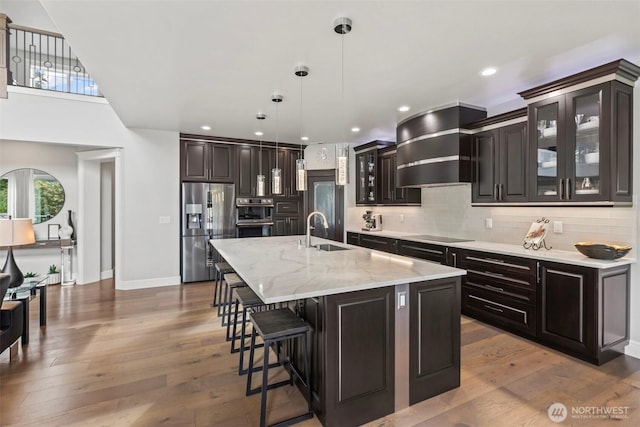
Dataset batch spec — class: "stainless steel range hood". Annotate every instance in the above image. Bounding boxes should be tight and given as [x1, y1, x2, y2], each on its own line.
[396, 103, 487, 187]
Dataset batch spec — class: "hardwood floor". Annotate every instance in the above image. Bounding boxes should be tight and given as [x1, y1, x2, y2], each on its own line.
[1, 280, 639, 426]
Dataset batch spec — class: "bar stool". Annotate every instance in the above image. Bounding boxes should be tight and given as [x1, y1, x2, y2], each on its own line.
[221, 273, 246, 332]
[230, 287, 275, 375]
[246, 308, 313, 427]
[212, 261, 234, 311]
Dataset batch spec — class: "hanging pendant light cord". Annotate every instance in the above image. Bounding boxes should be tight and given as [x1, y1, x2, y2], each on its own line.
[300, 75, 304, 154]
[341, 28, 345, 146]
[259, 119, 263, 176]
[275, 102, 279, 169]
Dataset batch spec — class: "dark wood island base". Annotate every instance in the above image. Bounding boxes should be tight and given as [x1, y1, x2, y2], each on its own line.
[297, 277, 461, 426]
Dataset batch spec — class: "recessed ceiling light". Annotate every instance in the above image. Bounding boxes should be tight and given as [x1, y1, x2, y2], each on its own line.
[351, 127, 360, 133]
[301, 136, 309, 141]
[480, 67, 497, 77]
[201, 125, 211, 130]
[398, 105, 410, 112]
[254, 131, 263, 136]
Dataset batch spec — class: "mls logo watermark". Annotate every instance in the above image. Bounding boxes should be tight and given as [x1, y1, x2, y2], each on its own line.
[548, 403, 568, 423]
[548, 402, 631, 422]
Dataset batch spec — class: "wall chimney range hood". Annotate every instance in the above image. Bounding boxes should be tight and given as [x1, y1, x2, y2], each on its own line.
[396, 103, 487, 187]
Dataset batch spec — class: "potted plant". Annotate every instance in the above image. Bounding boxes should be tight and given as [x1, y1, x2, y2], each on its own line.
[47, 265, 60, 285]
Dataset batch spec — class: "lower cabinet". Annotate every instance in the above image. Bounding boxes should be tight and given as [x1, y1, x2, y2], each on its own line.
[345, 232, 631, 364]
[273, 198, 303, 236]
[397, 240, 447, 264]
[538, 262, 630, 365]
[299, 287, 396, 427]
[409, 278, 461, 404]
[459, 249, 537, 337]
[358, 234, 397, 253]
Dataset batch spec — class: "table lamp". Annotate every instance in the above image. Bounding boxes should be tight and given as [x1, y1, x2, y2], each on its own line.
[0, 218, 36, 288]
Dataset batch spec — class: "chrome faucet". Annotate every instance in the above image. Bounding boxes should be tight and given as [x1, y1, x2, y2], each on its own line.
[306, 211, 329, 248]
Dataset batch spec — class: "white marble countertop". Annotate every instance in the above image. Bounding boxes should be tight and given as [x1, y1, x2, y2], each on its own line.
[347, 229, 635, 269]
[210, 235, 466, 304]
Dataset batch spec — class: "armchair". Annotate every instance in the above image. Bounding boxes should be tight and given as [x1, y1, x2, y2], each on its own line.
[1, 273, 24, 360]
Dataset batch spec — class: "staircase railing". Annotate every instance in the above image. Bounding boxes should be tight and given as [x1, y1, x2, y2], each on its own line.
[5, 20, 101, 97]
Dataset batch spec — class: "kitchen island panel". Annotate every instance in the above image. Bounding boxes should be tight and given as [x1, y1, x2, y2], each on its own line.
[410, 278, 461, 404]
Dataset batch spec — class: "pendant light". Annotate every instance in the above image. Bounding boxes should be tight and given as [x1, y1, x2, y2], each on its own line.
[334, 17, 352, 186]
[256, 112, 267, 196]
[271, 94, 283, 195]
[295, 65, 309, 192]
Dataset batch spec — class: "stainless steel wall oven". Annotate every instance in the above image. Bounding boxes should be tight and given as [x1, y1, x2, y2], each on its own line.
[236, 198, 273, 238]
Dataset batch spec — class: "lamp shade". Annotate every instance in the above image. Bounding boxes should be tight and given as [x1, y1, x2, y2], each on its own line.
[0, 218, 36, 247]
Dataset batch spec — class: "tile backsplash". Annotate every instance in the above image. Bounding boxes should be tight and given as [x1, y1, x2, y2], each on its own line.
[347, 184, 637, 255]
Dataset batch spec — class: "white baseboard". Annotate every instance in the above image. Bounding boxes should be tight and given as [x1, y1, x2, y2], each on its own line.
[100, 269, 113, 280]
[116, 275, 181, 290]
[624, 339, 640, 360]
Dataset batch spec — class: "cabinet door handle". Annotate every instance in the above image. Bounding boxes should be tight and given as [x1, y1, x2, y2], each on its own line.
[452, 252, 457, 268]
[566, 178, 571, 200]
[484, 305, 504, 313]
[498, 184, 504, 201]
[559, 178, 565, 199]
[493, 184, 498, 201]
[536, 261, 541, 284]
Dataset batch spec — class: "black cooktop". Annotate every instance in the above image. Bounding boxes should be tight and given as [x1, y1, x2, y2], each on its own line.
[409, 235, 473, 243]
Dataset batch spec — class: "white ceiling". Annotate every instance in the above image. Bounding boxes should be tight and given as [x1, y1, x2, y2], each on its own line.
[7, 0, 640, 146]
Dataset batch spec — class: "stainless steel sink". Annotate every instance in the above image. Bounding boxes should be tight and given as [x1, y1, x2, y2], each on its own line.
[314, 243, 351, 252]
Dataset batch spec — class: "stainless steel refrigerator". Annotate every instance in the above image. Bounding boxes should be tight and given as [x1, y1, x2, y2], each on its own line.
[181, 183, 235, 283]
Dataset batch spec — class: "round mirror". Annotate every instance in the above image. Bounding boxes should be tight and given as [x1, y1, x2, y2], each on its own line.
[0, 168, 65, 224]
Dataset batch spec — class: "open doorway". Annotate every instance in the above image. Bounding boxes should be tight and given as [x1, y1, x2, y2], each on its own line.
[77, 149, 121, 286]
[304, 170, 344, 242]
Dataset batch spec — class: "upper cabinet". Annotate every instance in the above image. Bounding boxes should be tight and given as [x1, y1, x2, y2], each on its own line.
[355, 141, 420, 206]
[236, 145, 274, 197]
[181, 139, 235, 183]
[519, 60, 640, 205]
[377, 146, 421, 205]
[471, 110, 528, 204]
[355, 145, 378, 205]
[528, 83, 619, 203]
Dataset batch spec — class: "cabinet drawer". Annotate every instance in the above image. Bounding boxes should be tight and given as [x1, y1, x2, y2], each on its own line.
[358, 234, 397, 253]
[274, 199, 300, 215]
[464, 270, 536, 303]
[462, 286, 536, 337]
[396, 240, 447, 264]
[459, 250, 536, 280]
[346, 232, 360, 246]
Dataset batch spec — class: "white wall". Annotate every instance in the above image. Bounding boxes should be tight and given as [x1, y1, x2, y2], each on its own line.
[0, 88, 180, 289]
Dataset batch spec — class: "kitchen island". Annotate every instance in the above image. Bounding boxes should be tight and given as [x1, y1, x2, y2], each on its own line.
[211, 235, 466, 426]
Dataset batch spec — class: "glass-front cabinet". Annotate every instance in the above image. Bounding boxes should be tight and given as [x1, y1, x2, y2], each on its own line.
[355, 149, 377, 205]
[530, 83, 615, 203]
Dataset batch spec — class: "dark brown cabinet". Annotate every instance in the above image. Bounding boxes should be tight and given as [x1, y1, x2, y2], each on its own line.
[180, 140, 235, 183]
[355, 149, 377, 205]
[410, 278, 460, 404]
[520, 63, 638, 204]
[355, 141, 419, 206]
[274, 148, 302, 198]
[378, 147, 421, 205]
[298, 287, 396, 426]
[273, 191, 303, 236]
[459, 249, 537, 337]
[472, 119, 528, 203]
[396, 240, 448, 264]
[236, 145, 274, 197]
[538, 261, 629, 364]
[358, 234, 397, 253]
[346, 231, 360, 246]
